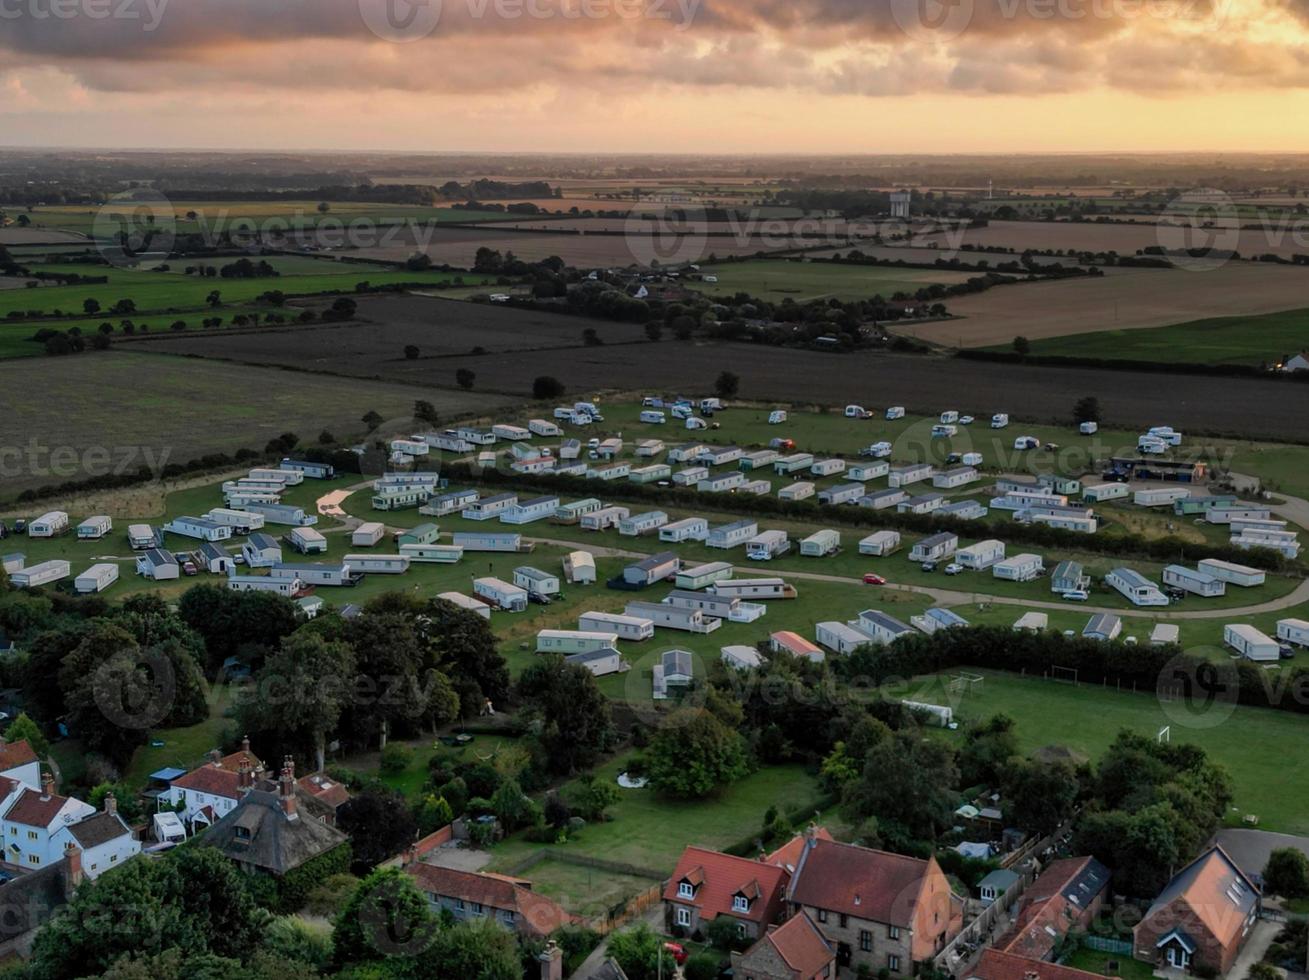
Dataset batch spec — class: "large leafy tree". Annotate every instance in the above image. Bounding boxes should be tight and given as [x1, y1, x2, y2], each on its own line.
[842, 730, 960, 843]
[515, 655, 612, 775]
[646, 708, 750, 800]
[336, 789, 418, 875]
[421, 598, 510, 716]
[1004, 759, 1079, 836]
[332, 867, 436, 966]
[1264, 848, 1309, 899]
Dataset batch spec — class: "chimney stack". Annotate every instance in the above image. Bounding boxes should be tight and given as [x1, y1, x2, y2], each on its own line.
[538, 940, 563, 980]
[104, 792, 117, 816]
[241, 734, 251, 757]
[209, 748, 222, 765]
[41, 771, 54, 799]
[63, 842, 82, 890]
[238, 759, 252, 792]
[279, 757, 298, 820]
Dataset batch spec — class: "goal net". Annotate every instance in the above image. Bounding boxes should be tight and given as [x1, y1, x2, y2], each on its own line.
[1050, 665, 1079, 686]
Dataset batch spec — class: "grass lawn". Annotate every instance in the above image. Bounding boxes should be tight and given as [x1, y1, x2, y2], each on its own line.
[1006, 308, 1309, 367]
[690, 258, 973, 303]
[517, 857, 662, 919]
[0, 308, 269, 358]
[1062, 945, 1155, 980]
[122, 683, 236, 789]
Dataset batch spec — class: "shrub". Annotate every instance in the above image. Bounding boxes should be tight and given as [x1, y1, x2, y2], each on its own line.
[379, 743, 414, 776]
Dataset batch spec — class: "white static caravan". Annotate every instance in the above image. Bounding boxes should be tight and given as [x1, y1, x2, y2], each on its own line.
[818, 483, 866, 506]
[581, 506, 630, 531]
[941, 501, 989, 521]
[1231, 531, 1301, 560]
[708, 520, 759, 550]
[390, 438, 430, 458]
[1083, 613, 1122, 642]
[345, 554, 411, 575]
[629, 464, 672, 485]
[165, 517, 233, 543]
[1225, 624, 1280, 662]
[422, 489, 479, 518]
[421, 431, 473, 454]
[579, 611, 654, 641]
[197, 542, 234, 575]
[933, 467, 979, 490]
[676, 561, 734, 590]
[898, 494, 944, 516]
[774, 453, 815, 475]
[722, 645, 765, 671]
[514, 566, 561, 597]
[1, 554, 23, 576]
[76, 516, 113, 540]
[698, 471, 745, 494]
[635, 439, 666, 458]
[269, 562, 356, 587]
[668, 442, 706, 463]
[288, 527, 328, 554]
[800, 529, 841, 557]
[281, 458, 335, 480]
[711, 578, 797, 600]
[451, 531, 522, 553]
[1277, 618, 1309, 647]
[225, 492, 282, 509]
[739, 449, 779, 472]
[1151, 624, 1181, 646]
[1134, 487, 1191, 508]
[852, 609, 915, 645]
[556, 498, 604, 523]
[909, 532, 958, 563]
[849, 461, 889, 482]
[1106, 568, 1169, 607]
[859, 531, 901, 557]
[1083, 483, 1130, 503]
[619, 511, 669, 537]
[455, 426, 497, 446]
[740, 479, 772, 496]
[993, 553, 1045, 583]
[816, 622, 875, 655]
[1013, 612, 1048, 633]
[136, 549, 179, 581]
[473, 577, 529, 613]
[399, 544, 463, 564]
[249, 466, 301, 486]
[747, 530, 791, 561]
[558, 439, 582, 460]
[501, 496, 561, 525]
[810, 458, 846, 478]
[673, 466, 709, 486]
[1230, 517, 1290, 535]
[438, 591, 492, 620]
[11, 560, 70, 588]
[567, 647, 625, 677]
[241, 533, 282, 568]
[371, 485, 435, 511]
[695, 445, 742, 467]
[1206, 506, 1274, 526]
[74, 563, 119, 594]
[206, 509, 266, 533]
[1197, 559, 1266, 588]
[464, 493, 517, 521]
[888, 463, 934, 488]
[528, 418, 563, 438]
[911, 607, 971, 636]
[227, 574, 301, 597]
[1026, 508, 1099, 535]
[663, 590, 739, 621]
[352, 522, 386, 547]
[537, 630, 619, 655]
[623, 551, 680, 587]
[127, 524, 155, 550]
[28, 511, 69, 538]
[562, 551, 596, 585]
[625, 600, 720, 634]
[1163, 565, 1226, 598]
[511, 456, 556, 476]
[588, 463, 631, 482]
[860, 489, 907, 511]
[779, 482, 816, 503]
[249, 503, 317, 527]
[660, 517, 710, 543]
[956, 539, 1006, 570]
[595, 438, 624, 459]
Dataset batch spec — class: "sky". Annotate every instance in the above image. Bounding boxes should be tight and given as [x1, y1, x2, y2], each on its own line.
[0, 0, 1307, 152]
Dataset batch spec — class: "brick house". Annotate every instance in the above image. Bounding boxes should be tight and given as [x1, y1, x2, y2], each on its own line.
[970, 948, 1107, 980]
[406, 864, 574, 937]
[1133, 846, 1259, 975]
[731, 911, 836, 980]
[996, 856, 1110, 961]
[786, 837, 962, 976]
[663, 846, 790, 942]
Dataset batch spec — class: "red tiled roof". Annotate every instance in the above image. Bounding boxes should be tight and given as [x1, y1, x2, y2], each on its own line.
[662, 846, 789, 924]
[767, 828, 834, 872]
[998, 857, 1110, 961]
[406, 864, 574, 937]
[765, 911, 835, 976]
[217, 749, 262, 772]
[1145, 846, 1258, 950]
[298, 773, 350, 808]
[0, 741, 38, 773]
[787, 838, 935, 926]
[972, 949, 1112, 980]
[4, 788, 69, 828]
[171, 764, 242, 800]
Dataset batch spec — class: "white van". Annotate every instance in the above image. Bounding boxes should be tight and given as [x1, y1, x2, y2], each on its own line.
[671, 405, 693, 420]
[991, 414, 1009, 429]
[885, 406, 905, 421]
[845, 405, 872, 419]
[639, 410, 666, 424]
[1014, 436, 1040, 450]
[768, 410, 788, 425]
[940, 411, 959, 424]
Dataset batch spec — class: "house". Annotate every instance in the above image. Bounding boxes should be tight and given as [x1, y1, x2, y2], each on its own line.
[909, 532, 958, 563]
[0, 740, 44, 796]
[898, 493, 944, 516]
[451, 531, 522, 552]
[722, 645, 765, 670]
[677, 561, 734, 590]
[858, 531, 901, 557]
[287, 527, 328, 554]
[1163, 565, 1226, 597]
[993, 554, 1044, 583]
[663, 845, 790, 941]
[536, 630, 618, 655]
[970, 951, 1108, 980]
[76, 516, 112, 540]
[708, 520, 759, 549]
[135, 549, 179, 581]
[578, 611, 654, 641]
[295, 595, 324, 618]
[406, 863, 574, 938]
[1082, 613, 1122, 642]
[164, 516, 233, 542]
[465, 493, 518, 521]
[800, 529, 840, 557]
[473, 577, 529, 612]
[422, 489, 479, 517]
[197, 542, 234, 574]
[27, 512, 69, 538]
[581, 506, 630, 531]
[934, 467, 979, 489]
[661, 517, 710, 542]
[853, 610, 915, 645]
[713, 578, 798, 600]
[911, 607, 970, 635]
[995, 856, 1110, 961]
[281, 458, 334, 479]
[888, 463, 934, 488]
[74, 563, 119, 594]
[165, 741, 263, 826]
[748, 530, 792, 561]
[562, 551, 596, 585]
[818, 483, 866, 506]
[770, 631, 825, 662]
[1106, 568, 1169, 607]
[437, 592, 492, 620]
[780, 482, 817, 503]
[10, 560, 70, 589]
[815, 622, 874, 655]
[514, 566, 560, 598]
[0, 774, 137, 878]
[1133, 847, 1259, 974]
[242, 533, 283, 567]
[623, 551, 680, 586]
[619, 511, 669, 536]
[625, 601, 719, 634]
[786, 836, 962, 974]
[730, 910, 836, 980]
[1196, 559, 1265, 587]
[956, 539, 1005, 570]
[1051, 560, 1089, 594]
[502, 496, 560, 525]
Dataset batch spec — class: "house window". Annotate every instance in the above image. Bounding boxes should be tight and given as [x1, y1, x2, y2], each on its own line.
[28, 854, 39, 865]
[817, 909, 828, 924]
[888, 926, 901, 940]
[455, 899, 465, 911]
[733, 896, 749, 913]
[676, 907, 692, 928]
[678, 882, 695, 899]
[471, 903, 484, 915]
[737, 923, 747, 939]
[26, 831, 36, 841]
[888, 955, 902, 972]
[859, 930, 873, 952]
[110, 854, 117, 863]
[839, 914, 849, 929]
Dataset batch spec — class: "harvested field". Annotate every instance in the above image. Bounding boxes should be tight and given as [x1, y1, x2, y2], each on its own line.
[906, 264, 1309, 347]
[800, 244, 1100, 269]
[0, 228, 88, 244]
[686, 258, 973, 302]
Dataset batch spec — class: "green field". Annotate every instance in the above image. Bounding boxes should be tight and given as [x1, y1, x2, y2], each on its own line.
[692, 258, 972, 302]
[0, 308, 268, 358]
[1007, 308, 1309, 367]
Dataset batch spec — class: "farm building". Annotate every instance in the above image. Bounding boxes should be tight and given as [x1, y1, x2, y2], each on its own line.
[1225, 624, 1279, 662]
[588, 462, 631, 482]
[165, 516, 233, 542]
[1023, 506, 1099, 535]
[555, 498, 604, 523]
[698, 445, 743, 466]
[206, 509, 266, 533]
[672, 467, 709, 486]
[76, 516, 112, 540]
[660, 517, 709, 543]
[1134, 487, 1191, 508]
[1051, 560, 1090, 593]
[437, 592, 491, 620]
[74, 563, 119, 594]
[464, 493, 517, 521]
[698, 471, 746, 493]
[800, 529, 841, 557]
[288, 527, 328, 554]
[940, 500, 988, 520]
[582, 506, 630, 531]
[912, 607, 970, 635]
[196, 542, 234, 574]
[779, 482, 816, 502]
[957, 539, 1005, 570]
[127, 524, 155, 550]
[619, 511, 668, 536]
[501, 496, 561, 525]
[889, 463, 934, 488]
[559, 439, 581, 460]
[708, 520, 758, 549]
[663, 590, 738, 620]
[397, 523, 441, 547]
[721, 645, 765, 670]
[934, 467, 979, 489]
[492, 424, 530, 441]
[993, 553, 1045, 582]
[910, 532, 958, 563]
[625, 600, 718, 633]
[372, 485, 435, 510]
[818, 482, 866, 506]
[528, 418, 562, 437]
[511, 456, 556, 475]
[859, 488, 907, 511]
[652, 650, 694, 699]
[810, 458, 846, 478]
[1198, 559, 1266, 588]
[852, 610, 915, 645]
[739, 449, 779, 471]
[537, 629, 619, 655]
[241, 533, 282, 567]
[270, 562, 358, 587]
[676, 561, 734, 590]
[352, 523, 386, 547]
[815, 622, 874, 655]
[629, 464, 672, 484]
[1082, 483, 1129, 503]
[849, 461, 889, 482]
[250, 503, 316, 527]
[740, 479, 772, 495]
[774, 453, 815, 474]
[562, 551, 596, 585]
[422, 489, 479, 517]
[746, 530, 792, 561]
[668, 443, 706, 463]
[859, 531, 901, 556]
[10, 559, 70, 588]
[565, 649, 625, 678]
[635, 439, 665, 457]
[281, 459, 334, 479]
[398, 544, 462, 563]
[712, 578, 797, 600]
[136, 549, 179, 581]
[227, 574, 301, 596]
[451, 530, 522, 552]
[623, 551, 680, 586]
[898, 493, 944, 516]
[1083, 613, 1122, 642]
[1151, 624, 1181, 646]
[578, 611, 654, 641]
[1013, 612, 1048, 632]
[473, 577, 528, 613]
[345, 554, 411, 575]
[513, 566, 560, 597]
[1163, 565, 1226, 598]
[1277, 619, 1309, 647]
[1205, 506, 1273, 525]
[770, 631, 824, 662]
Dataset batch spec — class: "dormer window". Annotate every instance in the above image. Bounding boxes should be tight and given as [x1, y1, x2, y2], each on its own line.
[733, 895, 749, 913]
[678, 881, 695, 900]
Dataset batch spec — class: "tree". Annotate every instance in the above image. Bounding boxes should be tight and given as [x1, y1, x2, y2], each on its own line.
[607, 924, 672, 980]
[455, 368, 476, 390]
[413, 400, 439, 425]
[714, 370, 740, 399]
[361, 410, 384, 431]
[4, 712, 49, 758]
[489, 778, 537, 832]
[646, 708, 750, 799]
[417, 919, 521, 980]
[1004, 759, 1078, 836]
[1012, 335, 1030, 355]
[532, 375, 565, 400]
[318, 429, 336, 445]
[337, 790, 418, 875]
[83, 298, 101, 315]
[582, 327, 602, 346]
[515, 656, 612, 775]
[1264, 848, 1309, 899]
[206, 290, 221, 308]
[317, 201, 331, 214]
[1073, 395, 1101, 424]
[644, 321, 663, 341]
[842, 730, 959, 843]
[958, 714, 1019, 787]
[404, 345, 420, 360]
[332, 867, 436, 966]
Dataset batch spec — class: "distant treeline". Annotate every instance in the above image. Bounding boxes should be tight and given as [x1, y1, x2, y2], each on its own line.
[957, 349, 1309, 381]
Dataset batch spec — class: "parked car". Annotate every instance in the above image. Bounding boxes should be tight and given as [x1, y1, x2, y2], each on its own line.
[944, 563, 963, 575]
[1281, 644, 1297, 660]
[1061, 589, 1090, 601]
[920, 561, 938, 572]
[181, 561, 198, 576]
[863, 573, 887, 585]
[959, 415, 975, 425]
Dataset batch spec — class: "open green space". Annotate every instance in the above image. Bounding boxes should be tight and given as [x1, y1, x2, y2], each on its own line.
[0, 307, 268, 358]
[510, 857, 661, 920]
[1062, 945, 1155, 980]
[691, 258, 971, 302]
[123, 683, 236, 787]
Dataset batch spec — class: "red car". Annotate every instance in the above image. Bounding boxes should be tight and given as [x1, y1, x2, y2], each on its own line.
[863, 573, 887, 585]
[663, 943, 688, 965]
